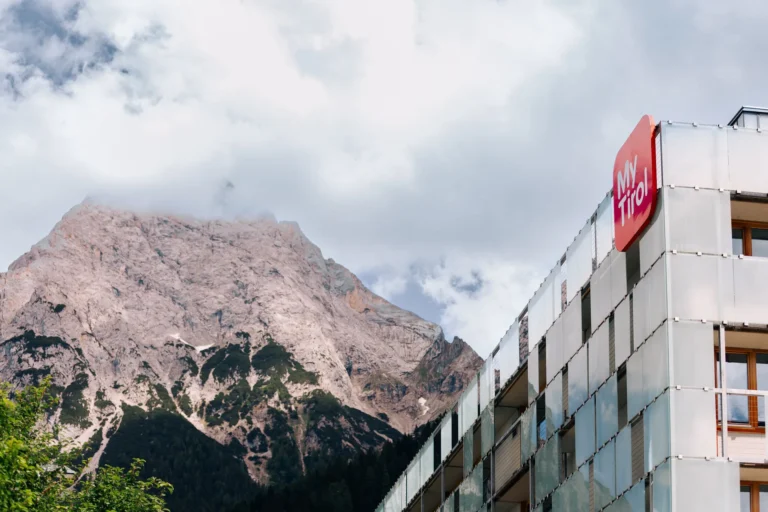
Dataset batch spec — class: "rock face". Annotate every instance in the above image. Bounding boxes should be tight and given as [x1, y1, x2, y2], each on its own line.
[0, 201, 482, 485]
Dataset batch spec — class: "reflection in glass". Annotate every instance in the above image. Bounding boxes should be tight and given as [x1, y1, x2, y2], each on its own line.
[717, 352, 749, 424]
[741, 485, 751, 512]
[733, 228, 745, 255]
[754, 228, 768, 257]
[596, 375, 618, 447]
[758, 354, 768, 425]
[575, 398, 595, 468]
[594, 441, 615, 509]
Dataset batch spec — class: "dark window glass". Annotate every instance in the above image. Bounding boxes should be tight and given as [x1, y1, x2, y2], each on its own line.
[742, 485, 752, 512]
[733, 228, 745, 255]
[753, 228, 768, 257]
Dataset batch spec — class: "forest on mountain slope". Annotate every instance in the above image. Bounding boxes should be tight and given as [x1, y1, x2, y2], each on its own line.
[228, 417, 440, 512]
[97, 394, 438, 512]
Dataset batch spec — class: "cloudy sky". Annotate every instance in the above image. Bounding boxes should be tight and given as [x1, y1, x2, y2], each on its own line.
[2, 0, 768, 357]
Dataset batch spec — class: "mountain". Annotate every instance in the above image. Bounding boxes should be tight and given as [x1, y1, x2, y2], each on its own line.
[0, 201, 481, 510]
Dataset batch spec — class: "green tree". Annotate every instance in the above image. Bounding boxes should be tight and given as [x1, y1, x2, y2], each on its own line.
[0, 377, 172, 511]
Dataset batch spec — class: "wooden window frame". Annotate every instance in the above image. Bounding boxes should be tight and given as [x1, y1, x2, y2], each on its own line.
[741, 481, 768, 511]
[733, 221, 768, 256]
[715, 347, 768, 433]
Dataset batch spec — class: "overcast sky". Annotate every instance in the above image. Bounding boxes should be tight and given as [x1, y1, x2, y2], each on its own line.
[2, 1, 768, 357]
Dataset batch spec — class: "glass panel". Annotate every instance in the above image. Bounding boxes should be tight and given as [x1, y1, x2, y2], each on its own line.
[594, 440, 616, 510]
[615, 425, 632, 494]
[728, 129, 768, 194]
[406, 458, 419, 502]
[671, 388, 716, 459]
[596, 195, 613, 265]
[534, 435, 560, 502]
[496, 322, 520, 387]
[643, 258, 667, 340]
[670, 321, 715, 388]
[589, 322, 610, 395]
[481, 406, 493, 456]
[591, 256, 612, 332]
[462, 463, 482, 511]
[574, 465, 590, 512]
[732, 257, 768, 324]
[555, 261, 567, 317]
[479, 360, 492, 412]
[463, 429, 473, 477]
[462, 378, 479, 433]
[643, 391, 670, 472]
[421, 437, 434, 484]
[610, 251, 628, 311]
[665, 187, 732, 255]
[575, 397, 595, 468]
[567, 221, 594, 303]
[671, 458, 741, 511]
[652, 458, 671, 512]
[441, 416, 453, 462]
[596, 374, 618, 448]
[660, 123, 728, 189]
[521, 404, 536, 462]
[758, 354, 768, 425]
[642, 325, 669, 405]
[614, 298, 631, 368]
[624, 480, 645, 512]
[670, 253, 734, 324]
[568, 345, 588, 417]
[626, 345, 644, 422]
[562, 294, 582, 364]
[529, 271, 555, 348]
[733, 228, 745, 255]
[528, 345, 539, 404]
[631, 274, 648, 346]
[444, 493, 454, 512]
[546, 316, 564, 384]
[546, 372, 563, 437]
[638, 196, 665, 276]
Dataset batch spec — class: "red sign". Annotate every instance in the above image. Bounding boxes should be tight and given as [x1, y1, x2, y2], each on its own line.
[613, 115, 657, 252]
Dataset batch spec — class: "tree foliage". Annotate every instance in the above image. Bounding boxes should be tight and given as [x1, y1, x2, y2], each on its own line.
[0, 377, 172, 511]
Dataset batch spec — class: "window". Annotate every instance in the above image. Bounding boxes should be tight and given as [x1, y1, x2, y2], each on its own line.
[732, 222, 768, 257]
[581, 287, 591, 343]
[716, 349, 768, 429]
[740, 482, 768, 511]
[617, 365, 628, 430]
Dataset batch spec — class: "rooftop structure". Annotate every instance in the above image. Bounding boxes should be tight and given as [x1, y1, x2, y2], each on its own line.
[375, 106, 768, 512]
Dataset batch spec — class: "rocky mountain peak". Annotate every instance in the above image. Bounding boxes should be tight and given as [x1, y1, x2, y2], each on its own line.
[0, 200, 482, 488]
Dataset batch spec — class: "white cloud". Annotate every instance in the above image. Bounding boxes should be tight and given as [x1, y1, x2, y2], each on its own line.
[370, 275, 409, 301]
[2, 0, 768, 356]
[418, 255, 542, 358]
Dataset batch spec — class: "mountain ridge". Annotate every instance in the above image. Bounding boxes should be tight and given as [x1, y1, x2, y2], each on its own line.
[0, 201, 481, 500]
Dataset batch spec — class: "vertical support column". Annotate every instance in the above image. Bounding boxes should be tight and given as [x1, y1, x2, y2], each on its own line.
[719, 323, 728, 457]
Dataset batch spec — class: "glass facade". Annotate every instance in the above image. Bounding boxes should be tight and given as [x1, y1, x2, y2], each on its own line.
[375, 116, 768, 512]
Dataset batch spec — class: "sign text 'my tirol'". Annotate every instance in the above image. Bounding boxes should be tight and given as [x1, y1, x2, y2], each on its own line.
[613, 115, 657, 252]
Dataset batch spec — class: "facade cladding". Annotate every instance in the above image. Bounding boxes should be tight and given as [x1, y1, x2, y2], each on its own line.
[375, 107, 768, 512]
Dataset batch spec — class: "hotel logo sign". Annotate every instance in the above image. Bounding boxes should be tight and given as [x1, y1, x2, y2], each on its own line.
[613, 115, 657, 252]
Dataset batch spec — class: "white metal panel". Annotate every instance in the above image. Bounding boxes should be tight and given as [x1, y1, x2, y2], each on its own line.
[728, 129, 768, 194]
[660, 123, 729, 190]
[665, 187, 731, 255]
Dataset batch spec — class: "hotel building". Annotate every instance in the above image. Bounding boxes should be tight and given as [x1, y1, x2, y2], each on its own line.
[375, 106, 768, 511]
